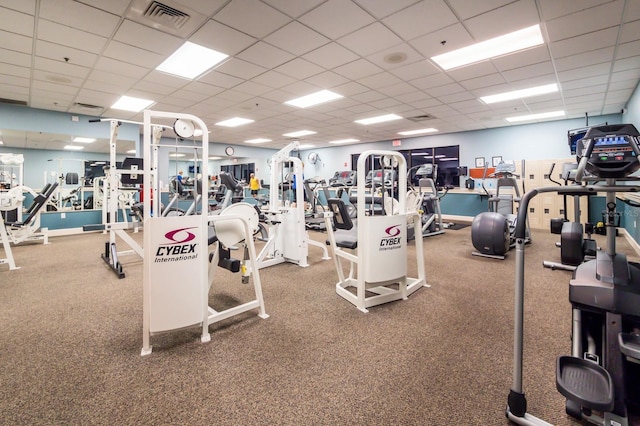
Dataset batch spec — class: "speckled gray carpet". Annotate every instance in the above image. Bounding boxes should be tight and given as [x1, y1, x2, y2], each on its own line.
[1, 226, 638, 425]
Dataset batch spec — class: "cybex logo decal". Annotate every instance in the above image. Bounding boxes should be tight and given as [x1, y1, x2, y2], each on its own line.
[385, 225, 401, 237]
[380, 224, 403, 250]
[164, 227, 196, 244]
[154, 227, 199, 262]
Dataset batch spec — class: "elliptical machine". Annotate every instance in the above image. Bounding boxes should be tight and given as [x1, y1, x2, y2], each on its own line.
[471, 160, 530, 259]
[507, 123, 640, 426]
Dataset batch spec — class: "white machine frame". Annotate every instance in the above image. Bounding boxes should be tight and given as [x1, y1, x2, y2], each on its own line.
[324, 150, 428, 312]
[256, 140, 329, 269]
[141, 110, 267, 356]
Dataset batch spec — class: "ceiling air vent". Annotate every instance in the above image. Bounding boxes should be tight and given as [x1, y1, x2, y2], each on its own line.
[73, 102, 103, 111]
[127, 0, 206, 37]
[143, 1, 190, 29]
[407, 114, 436, 122]
[0, 97, 27, 106]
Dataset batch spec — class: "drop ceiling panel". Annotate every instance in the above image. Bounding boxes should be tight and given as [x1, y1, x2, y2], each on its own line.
[2, 0, 639, 149]
[39, 0, 120, 37]
[263, 0, 325, 18]
[213, 0, 290, 39]
[190, 19, 257, 56]
[382, 0, 457, 41]
[0, 6, 34, 36]
[264, 21, 329, 56]
[236, 41, 295, 69]
[463, 0, 540, 40]
[298, 0, 375, 40]
[37, 19, 108, 52]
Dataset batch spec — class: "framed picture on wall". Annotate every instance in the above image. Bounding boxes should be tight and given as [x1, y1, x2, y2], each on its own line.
[492, 156, 503, 167]
[475, 157, 485, 168]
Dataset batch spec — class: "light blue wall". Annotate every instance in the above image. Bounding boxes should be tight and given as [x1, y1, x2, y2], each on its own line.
[300, 114, 623, 184]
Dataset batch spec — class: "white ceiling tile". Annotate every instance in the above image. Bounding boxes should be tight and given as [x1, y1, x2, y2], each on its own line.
[437, 91, 476, 104]
[446, 61, 499, 81]
[502, 62, 556, 82]
[39, 0, 120, 37]
[616, 40, 640, 60]
[491, 46, 551, 71]
[73, 88, 119, 106]
[190, 19, 257, 56]
[613, 56, 640, 72]
[37, 19, 108, 53]
[619, 19, 640, 44]
[409, 23, 473, 59]
[0, 63, 30, 78]
[463, 0, 540, 40]
[35, 40, 98, 66]
[302, 43, 360, 69]
[561, 75, 610, 90]
[623, 0, 640, 22]
[426, 83, 465, 98]
[232, 81, 274, 97]
[94, 57, 148, 79]
[610, 68, 640, 83]
[353, 0, 419, 19]
[409, 73, 453, 90]
[251, 70, 297, 89]
[216, 58, 268, 80]
[366, 44, 423, 71]
[142, 70, 195, 89]
[377, 82, 419, 97]
[103, 41, 165, 69]
[563, 85, 607, 98]
[0, 74, 29, 88]
[274, 58, 324, 80]
[33, 57, 90, 79]
[447, 0, 514, 20]
[608, 79, 638, 91]
[333, 59, 383, 80]
[558, 62, 614, 82]
[236, 41, 295, 69]
[299, 0, 375, 39]
[213, 0, 290, 39]
[131, 80, 177, 96]
[459, 73, 508, 91]
[182, 82, 226, 98]
[262, 0, 325, 18]
[264, 21, 329, 56]
[112, 20, 182, 56]
[88, 69, 136, 87]
[549, 27, 619, 58]
[358, 72, 404, 90]
[538, 0, 611, 20]
[75, 0, 130, 16]
[32, 79, 79, 95]
[351, 90, 386, 103]
[0, 0, 35, 14]
[304, 71, 350, 89]
[0, 6, 34, 37]
[83, 79, 132, 95]
[389, 61, 440, 81]
[0, 48, 31, 67]
[197, 71, 244, 89]
[554, 47, 614, 72]
[545, 1, 624, 42]
[382, 0, 457, 40]
[0, 84, 29, 96]
[338, 22, 403, 56]
[0, 30, 32, 54]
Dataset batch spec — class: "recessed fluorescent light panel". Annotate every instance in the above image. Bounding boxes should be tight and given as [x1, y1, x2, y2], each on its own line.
[506, 110, 565, 123]
[209, 156, 222, 160]
[215, 117, 254, 127]
[245, 138, 272, 144]
[127, 149, 136, 154]
[431, 25, 544, 70]
[480, 83, 559, 104]
[169, 153, 186, 158]
[398, 128, 438, 136]
[355, 114, 402, 125]
[329, 138, 360, 144]
[111, 95, 155, 112]
[283, 130, 316, 138]
[73, 137, 96, 143]
[156, 41, 228, 79]
[64, 145, 84, 150]
[285, 90, 344, 108]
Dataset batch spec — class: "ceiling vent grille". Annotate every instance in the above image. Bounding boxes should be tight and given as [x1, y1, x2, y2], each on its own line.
[74, 102, 103, 111]
[0, 97, 28, 106]
[143, 1, 190, 29]
[407, 114, 436, 122]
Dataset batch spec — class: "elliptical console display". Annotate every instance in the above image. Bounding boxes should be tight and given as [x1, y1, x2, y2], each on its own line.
[576, 123, 640, 178]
